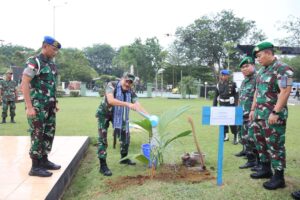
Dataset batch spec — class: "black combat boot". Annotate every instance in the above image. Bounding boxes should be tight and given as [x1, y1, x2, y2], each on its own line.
[250, 162, 273, 179]
[263, 169, 285, 190]
[120, 153, 136, 165]
[29, 159, 53, 177]
[99, 158, 112, 176]
[251, 152, 262, 171]
[40, 155, 61, 170]
[10, 117, 16, 123]
[291, 190, 300, 200]
[239, 153, 256, 169]
[235, 145, 247, 157]
[1, 118, 6, 123]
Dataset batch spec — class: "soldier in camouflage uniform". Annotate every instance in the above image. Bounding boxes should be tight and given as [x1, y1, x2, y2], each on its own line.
[96, 72, 148, 176]
[249, 42, 293, 190]
[213, 69, 239, 144]
[237, 56, 258, 169]
[21, 36, 62, 177]
[0, 69, 18, 123]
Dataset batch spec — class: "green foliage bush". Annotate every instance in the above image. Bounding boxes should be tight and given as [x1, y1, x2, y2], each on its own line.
[70, 90, 80, 97]
[208, 90, 215, 99]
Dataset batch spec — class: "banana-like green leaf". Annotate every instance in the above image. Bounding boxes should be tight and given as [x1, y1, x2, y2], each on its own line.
[163, 130, 192, 148]
[119, 153, 149, 164]
[132, 119, 152, 137]
[158, 105, 192, 137]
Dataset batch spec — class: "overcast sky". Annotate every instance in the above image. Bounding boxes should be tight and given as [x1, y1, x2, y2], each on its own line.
[0, 0, 299, 50]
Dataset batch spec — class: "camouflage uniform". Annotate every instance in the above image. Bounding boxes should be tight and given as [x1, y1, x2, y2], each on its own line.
[253, 58, 293, 170]
[0, 79, 17, 119]
[96, 81, 138, 159]
[239, 72, 257, 152]
[213, 80, 239, 139]
[23, 53, 58, 160]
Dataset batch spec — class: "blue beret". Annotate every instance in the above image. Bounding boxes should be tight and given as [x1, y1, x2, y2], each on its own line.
[220, 69, 230, 75]
[43, 36, 61, 49]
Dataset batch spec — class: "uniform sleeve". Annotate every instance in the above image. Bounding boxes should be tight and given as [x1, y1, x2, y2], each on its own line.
[105, 82, 114, 95]
[23, 57, 39, 78]
[277, 65, 294, 88]
[233, 82, 239, 105]
[213, 85, 219, 106]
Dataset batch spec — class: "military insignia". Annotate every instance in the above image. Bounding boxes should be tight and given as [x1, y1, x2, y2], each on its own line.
[53, 41, 59, 48]
[254, 47, 259, 52]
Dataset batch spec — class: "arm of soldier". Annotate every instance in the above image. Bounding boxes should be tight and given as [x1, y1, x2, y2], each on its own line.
[249, 90, 257, 121]
[269, 85, 292, 125]
[269, 70, 293, 125]
[212, 87, 219, 106]
[14, 85, 18, 101]
[233, 82, 239, 105]
[106, 93, 136, 110]
[20, 75, 36, 117]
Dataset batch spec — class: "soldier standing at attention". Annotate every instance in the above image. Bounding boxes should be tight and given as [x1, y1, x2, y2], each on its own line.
[21, 36, 62, 177]
[0, 69, 18, 123]
[237, 56, 258, 169]
[213, 69, 239, 144]
[96, 72, 149, 176]
[249, 42, 293, 190]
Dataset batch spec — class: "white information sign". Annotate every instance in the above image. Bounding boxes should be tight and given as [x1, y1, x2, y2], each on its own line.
[210, 107, 236, 125]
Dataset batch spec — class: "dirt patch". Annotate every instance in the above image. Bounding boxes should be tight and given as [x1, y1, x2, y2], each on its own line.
[105, 164, 215, 192]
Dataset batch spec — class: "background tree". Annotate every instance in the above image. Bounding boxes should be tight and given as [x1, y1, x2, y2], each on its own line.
[174, 10, 265, 83]
[84, 44, 116, 75]
[276, 16, 300, 47]
[57, 48, 97, 82]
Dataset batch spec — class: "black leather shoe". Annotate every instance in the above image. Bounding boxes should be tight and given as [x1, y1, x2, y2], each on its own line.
[291, 190, 300, 200]
[100, 166, 112, 176]
[263, 177, 285, 190]
[263, 170, 285, 190]
[250, 170, 273, 179]
[120, 159, 136, 165]
[41, 160, 61, 170]
[239, 161, 256, 169]
[235, 151, 246, 157]
[29, 167, 53, 177]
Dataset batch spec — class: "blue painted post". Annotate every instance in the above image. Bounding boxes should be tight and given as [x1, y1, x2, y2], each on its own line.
[217, 125, 224, 186]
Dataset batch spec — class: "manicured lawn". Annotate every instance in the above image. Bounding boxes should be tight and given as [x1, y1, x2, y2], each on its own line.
[2, 97, 300, 200]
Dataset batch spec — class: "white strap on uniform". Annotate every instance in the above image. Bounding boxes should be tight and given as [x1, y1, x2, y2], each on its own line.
[35, 57, 41, 75]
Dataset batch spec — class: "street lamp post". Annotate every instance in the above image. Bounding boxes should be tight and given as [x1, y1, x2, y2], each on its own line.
[49, 1, 68, 38]
[205, 82, 208, 100]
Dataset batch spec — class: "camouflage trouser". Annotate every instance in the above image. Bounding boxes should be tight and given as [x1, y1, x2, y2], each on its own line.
[97, 110, 130, 159]
[28, 103, 56, 160]
[240, 119, 257, 155]
[1, 100, 16, 118]
[253, 119, 286, 170]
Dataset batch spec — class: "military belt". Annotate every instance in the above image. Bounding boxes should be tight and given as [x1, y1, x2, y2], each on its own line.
[219, 99, 230, 102]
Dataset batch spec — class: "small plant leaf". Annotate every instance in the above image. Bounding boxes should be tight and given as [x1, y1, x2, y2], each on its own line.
[133, 119, 153, 137]
[119, 153, 149, 164]
[163, 130, 192, 148]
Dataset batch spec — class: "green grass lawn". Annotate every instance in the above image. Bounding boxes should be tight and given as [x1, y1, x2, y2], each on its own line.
[1, 97, 300, 200]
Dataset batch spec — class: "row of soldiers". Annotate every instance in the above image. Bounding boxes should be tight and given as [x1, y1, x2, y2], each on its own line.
[214, 41, 300, 199]
[0, 69, 18, 124]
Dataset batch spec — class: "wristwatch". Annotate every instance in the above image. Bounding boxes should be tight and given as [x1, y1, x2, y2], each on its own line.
[272, 110, 280, 115]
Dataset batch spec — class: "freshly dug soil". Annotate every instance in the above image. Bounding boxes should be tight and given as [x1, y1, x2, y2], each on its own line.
[105, 164, 215, 192]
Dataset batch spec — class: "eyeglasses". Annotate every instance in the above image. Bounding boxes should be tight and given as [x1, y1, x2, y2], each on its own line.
[125, 80, 133, 84]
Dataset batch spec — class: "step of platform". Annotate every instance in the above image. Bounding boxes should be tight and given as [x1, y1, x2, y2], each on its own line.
[0, 136, 89, 200]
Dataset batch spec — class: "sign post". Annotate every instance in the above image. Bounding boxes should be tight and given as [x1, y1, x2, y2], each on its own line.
[202, 106, 243, 186]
